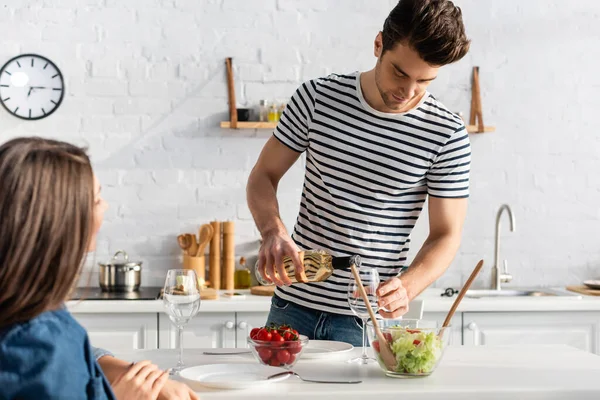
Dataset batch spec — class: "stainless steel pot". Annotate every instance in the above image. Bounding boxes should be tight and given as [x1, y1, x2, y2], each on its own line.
[99, 250, 142, 292]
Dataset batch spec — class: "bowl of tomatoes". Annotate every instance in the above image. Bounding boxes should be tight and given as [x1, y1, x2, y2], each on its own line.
[248, 324, 309, 369]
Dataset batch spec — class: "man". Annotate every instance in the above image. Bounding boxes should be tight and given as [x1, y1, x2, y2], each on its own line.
[247, 0, 471, 346]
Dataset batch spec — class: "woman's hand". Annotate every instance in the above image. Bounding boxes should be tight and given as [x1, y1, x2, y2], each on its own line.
[158, 380, 199, 400]
[111, 360, 169, 400]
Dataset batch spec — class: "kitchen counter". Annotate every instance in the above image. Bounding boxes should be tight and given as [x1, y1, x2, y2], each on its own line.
[66, 287, 600, 314]
[114, 345, 600, 399]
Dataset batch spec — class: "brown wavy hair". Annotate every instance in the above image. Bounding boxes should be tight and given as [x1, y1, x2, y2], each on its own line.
[382, 0, 470, 65]
[0, 137, 94, 328]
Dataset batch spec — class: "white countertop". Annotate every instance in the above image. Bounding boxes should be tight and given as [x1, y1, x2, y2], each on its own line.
[114, 345, 600, 399]
[66, 287, 600, 314]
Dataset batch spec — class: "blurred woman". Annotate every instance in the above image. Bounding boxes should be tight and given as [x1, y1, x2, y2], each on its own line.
[0, 137, 196, 400]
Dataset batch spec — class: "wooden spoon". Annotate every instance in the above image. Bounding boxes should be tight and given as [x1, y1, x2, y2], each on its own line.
[350, 263, 396, 371]
[177, 234, 191, 256]
[187, 233, 199, 256]
[441, 259, 484, 330]
[196, 224, 214, 257]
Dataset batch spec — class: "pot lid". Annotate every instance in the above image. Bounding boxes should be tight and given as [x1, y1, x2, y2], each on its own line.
[100, 250, 142, 267]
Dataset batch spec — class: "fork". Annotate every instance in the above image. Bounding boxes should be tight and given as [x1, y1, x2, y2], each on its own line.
[267, 370, 362, 384]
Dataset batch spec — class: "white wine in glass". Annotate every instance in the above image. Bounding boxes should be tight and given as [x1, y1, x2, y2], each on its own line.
[163, 269, 201, 375]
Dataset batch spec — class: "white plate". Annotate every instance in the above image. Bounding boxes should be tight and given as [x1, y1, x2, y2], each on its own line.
[179, 364, 290, 390]
[583, 280, 600, 290]
[302, 340, 354, 359]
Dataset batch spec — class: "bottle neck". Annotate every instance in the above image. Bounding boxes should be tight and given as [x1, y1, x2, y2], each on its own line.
[331, 255, 361, 270]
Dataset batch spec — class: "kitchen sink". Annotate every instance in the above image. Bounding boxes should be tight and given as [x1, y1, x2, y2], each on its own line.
[465, 289, 581, 298]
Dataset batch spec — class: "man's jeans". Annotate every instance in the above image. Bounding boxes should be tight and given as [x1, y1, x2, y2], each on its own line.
[265, 294, 367, 347]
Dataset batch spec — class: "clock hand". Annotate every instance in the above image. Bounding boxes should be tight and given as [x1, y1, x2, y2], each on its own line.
[26, 86, 48, 97]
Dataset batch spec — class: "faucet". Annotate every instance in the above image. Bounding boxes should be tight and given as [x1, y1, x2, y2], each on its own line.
[492, 204, 516, 290]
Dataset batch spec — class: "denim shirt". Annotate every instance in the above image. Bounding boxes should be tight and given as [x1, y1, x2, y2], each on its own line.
[0, 307, 116, 400]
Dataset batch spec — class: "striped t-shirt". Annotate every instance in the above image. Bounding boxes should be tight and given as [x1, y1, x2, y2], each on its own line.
[273, 72, 471, 315]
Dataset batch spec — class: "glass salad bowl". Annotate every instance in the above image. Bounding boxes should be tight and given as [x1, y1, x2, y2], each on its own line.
[367, 319, 450, 378]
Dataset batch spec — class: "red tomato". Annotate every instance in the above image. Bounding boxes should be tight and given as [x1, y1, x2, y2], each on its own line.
[268, 356, 281, 367]
[250, 328, 260, 339]
[413, 339, 421, 346]
[276, 349, 291, 364]
[256, 328, 272, 341]
[373, 340, 380, 353]
[383, 332, 393, 343]
[288, 341, 302, 354]
[283, 331, 293, 341]
[271, 331, 284, 343]
[288, 354, 296, 364]
[257, 347, 272, 363]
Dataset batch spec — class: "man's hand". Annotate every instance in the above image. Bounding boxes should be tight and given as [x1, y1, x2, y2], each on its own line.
[376, 277, 409, 319]
[258, 229, 303, 286]
[158, 380, 199, 400]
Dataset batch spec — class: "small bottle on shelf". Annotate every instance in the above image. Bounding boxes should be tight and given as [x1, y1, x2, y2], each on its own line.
[254, 250, 361, 285]
[267, 103, 279, 122]
[258, 100, 268, 122]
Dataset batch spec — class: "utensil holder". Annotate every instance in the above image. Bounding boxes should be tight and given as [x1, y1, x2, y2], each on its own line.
[183, 254, 206, 288]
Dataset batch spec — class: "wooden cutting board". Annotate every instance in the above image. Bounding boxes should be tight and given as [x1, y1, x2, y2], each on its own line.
[201, 288, 218, 300]
[250, 285, 275, 296]
[566, 285, 600, 296]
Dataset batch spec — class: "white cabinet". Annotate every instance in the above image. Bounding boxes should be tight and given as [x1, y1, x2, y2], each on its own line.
[158, 312, 236, 349]
[73, 313, 158, 351]
[463, 311, 600, 354]
[235, 312, 270, 348]
[423, 311, 462, 346]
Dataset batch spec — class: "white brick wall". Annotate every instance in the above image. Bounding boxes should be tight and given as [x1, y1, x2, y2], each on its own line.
[2, 0, 600, 288]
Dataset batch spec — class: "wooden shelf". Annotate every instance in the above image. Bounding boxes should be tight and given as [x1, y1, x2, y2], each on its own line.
[223, 58, 278, 130]
[221, 121, 494, 132]
[468, 66, 494, 134]
[466, 125, 495, 133]
[220, 121, 277, 129]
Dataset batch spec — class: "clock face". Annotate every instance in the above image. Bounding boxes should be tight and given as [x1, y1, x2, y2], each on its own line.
[0, 54, 65, 120]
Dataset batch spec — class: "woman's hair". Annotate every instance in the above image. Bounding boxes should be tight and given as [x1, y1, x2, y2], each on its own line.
[0, 137, 94, 328]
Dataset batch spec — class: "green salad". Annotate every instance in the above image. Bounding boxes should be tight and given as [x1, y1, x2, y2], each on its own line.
[375, 327, 444, 374]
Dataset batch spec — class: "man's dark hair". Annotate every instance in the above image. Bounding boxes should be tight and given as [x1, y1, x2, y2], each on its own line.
[382, 0, 470, 65]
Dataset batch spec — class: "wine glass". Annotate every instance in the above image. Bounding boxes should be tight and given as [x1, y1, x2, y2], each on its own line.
[163, 269, 201, 375]
[347, 266, 380, 364]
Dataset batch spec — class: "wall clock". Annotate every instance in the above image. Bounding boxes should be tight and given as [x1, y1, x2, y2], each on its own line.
[0, 54, 65, 120]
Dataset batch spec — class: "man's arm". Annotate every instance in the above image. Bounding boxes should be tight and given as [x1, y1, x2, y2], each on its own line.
[247, 136, 299, 238]
[400, 196, 467, 299]
[377, 196, 467, 318]
[246, 136, 304, 286]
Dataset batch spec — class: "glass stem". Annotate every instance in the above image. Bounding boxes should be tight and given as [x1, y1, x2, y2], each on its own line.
[177, 325, 184, 369]
[361, 318, 368, 359]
